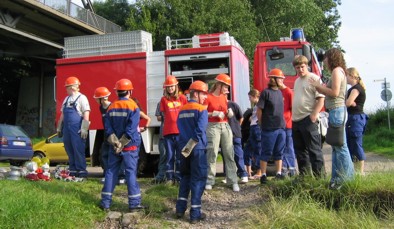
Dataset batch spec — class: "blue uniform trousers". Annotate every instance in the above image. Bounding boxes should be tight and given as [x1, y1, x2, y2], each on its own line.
[176, 149, 207, 220]
[346, 113, 368, 161]
[62, 105, 87, 177]
[101, 148, 141, 209]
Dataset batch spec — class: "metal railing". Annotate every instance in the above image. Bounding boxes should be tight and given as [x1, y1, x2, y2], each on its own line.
[35, 0, 122, 33]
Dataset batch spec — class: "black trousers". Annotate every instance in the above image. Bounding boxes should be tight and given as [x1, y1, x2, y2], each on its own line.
[292, 116, 325, 178]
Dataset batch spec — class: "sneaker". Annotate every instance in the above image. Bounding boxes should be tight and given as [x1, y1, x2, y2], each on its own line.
[260, 175, 268, 184]
[329, 182, 342, 190]
[289, 169, 297, 177]
[175, 212, 185, 219]
[129, 204, 146, 212]
[205, 184, 212, 190]
[221, 179, 227, 184]
[118, 178, 126, 185]
[232, 183, 240, 192]
[275, 173, 285, 180]
[190, 212, 206, 224]
[101, 177, 105, 183]
[240, 176, 248, 184]
[151, 178, 165, 184]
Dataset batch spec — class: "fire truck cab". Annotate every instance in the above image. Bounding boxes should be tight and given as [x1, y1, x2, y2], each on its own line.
[253, 28, 323, 91]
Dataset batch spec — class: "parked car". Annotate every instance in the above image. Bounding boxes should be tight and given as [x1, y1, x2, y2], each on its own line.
[0, 124, 34, 166]
[33, 133, 90, 164]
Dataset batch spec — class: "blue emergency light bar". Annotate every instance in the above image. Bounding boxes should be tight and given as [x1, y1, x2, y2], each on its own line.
[291, 28, 306, 41]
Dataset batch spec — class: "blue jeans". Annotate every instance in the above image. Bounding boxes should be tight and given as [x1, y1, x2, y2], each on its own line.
[243, 125, 261, 168]
[282, 128, 296, 174]
[233, 137, 248, 178]
[328, 106, 354, 185]
[155, 138, 167, 180]
[164, 134, 181, 181]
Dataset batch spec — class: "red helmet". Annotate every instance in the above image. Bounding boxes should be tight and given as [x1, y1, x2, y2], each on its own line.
[64, 76, 80, 87]
[189, 80, 208, 93]
[163, 75, 178, 87]
[268, 68, 285, 79]
[215, 73, 231, 86]
[93, 87, 111, 98]
[114, 79, 133, 90]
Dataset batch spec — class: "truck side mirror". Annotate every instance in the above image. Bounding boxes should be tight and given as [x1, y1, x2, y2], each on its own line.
[302, 44, 311, 62]
[316, 49, 325, 62]
[269, 47, 284, 60]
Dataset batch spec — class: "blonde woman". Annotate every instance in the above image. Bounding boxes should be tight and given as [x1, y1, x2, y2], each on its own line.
[346, 67, 368, 175]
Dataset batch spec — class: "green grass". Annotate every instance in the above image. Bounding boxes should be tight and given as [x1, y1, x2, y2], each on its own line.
[1, 173, 394, 228]
[243, 173, 394, 228]
[363, 108, 394, 158]
[0, 179, 105, 229]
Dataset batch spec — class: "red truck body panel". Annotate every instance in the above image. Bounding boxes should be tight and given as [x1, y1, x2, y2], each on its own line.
[56, 52, 148, 130]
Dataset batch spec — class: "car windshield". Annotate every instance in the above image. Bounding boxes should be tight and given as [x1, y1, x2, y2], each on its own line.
[0, 125, 28, 137]
[266, 48, 297, 76]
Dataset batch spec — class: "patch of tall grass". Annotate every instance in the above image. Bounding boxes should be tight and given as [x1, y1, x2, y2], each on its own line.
[363, 108, 394, 158]
[244, 173, 394, 228]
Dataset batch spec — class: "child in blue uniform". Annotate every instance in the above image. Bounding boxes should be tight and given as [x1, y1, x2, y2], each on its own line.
[100, 79, 145, 212]
[175, 81, 209, 224]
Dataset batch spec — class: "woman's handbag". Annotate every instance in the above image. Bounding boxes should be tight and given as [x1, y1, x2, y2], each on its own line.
[325, 109, 346, 146]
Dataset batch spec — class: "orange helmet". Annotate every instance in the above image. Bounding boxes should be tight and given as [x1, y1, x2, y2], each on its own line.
[268, 68, 285, 79]
[64, 76, 80, 87]
[189, 80, 208, 93]
[93, 87, 111, 98]
[163, 75, 178, 87]
[114, 79, 133, 90]
[215, 73, 231, 86]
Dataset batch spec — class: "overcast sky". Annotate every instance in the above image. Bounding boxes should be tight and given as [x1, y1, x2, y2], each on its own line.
[338, 0, 394, 113]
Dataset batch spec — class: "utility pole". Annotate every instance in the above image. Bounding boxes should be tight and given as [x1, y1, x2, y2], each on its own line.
[374, 77, 391, 130]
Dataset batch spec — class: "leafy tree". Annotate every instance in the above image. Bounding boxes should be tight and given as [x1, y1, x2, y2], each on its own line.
[92, 0, 131, 30]
[250, 0, 342, 50]
[126, 0, 260, 59]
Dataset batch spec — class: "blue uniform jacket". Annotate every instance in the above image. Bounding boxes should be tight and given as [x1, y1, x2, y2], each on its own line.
[104, 97, 141, 148]
[177, 100, 208, 150]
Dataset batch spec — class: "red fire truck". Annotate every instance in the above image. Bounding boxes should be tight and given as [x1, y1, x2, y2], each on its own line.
[56, 31, 250, 171]
[253, 28, 323, 91]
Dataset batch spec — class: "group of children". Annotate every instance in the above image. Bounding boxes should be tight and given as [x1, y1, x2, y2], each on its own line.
[59, 49, 367, 224]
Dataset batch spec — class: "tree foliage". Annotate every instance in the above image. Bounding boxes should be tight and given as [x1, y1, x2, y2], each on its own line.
[93, 0, 132, 30]
[250, 0, 341, 50]
[125, 0, 260, 59]
[93, 0, 342, 58]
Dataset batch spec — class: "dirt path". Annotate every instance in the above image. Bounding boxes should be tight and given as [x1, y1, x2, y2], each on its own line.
[321, 143, 394, 174]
